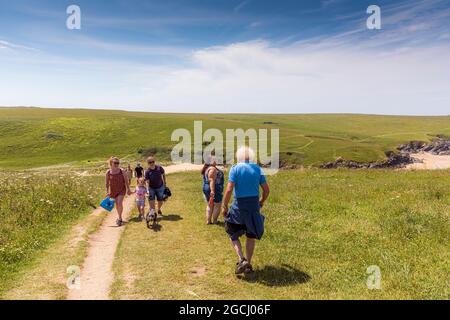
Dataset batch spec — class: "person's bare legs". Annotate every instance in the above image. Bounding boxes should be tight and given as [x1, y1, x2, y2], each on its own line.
[231, 239, 245, 261]
[206, 205, 212, 224]
[246, 238, 256, 264]
[149, 200, 156, 211]
[157, 200, 164, 214]
[116, 195, 124, 221]
[212, 203, 221, 223]
[138, 205, 145, 218]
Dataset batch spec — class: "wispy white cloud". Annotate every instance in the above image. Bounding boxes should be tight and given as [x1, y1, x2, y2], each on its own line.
[294, 0, 450, 51]
[0, 40, 38, 52]
[321, 0, 342, 8]
[234, 0, 252, 13]
[129, 40, 450, 115]
[59, 35, 192, 58]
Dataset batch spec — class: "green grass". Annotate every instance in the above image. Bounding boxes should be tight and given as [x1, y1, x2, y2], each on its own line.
[1, 107, 449, 300]
[111, 170, 449, 300]
[1, 107, 450, 169]
[0, 171, 104, 296]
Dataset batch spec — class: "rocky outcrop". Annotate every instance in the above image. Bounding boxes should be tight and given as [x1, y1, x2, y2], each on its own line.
[320, 153, 414, 169]
[397, 138, 450, 156]
[321, 137, 450, 169]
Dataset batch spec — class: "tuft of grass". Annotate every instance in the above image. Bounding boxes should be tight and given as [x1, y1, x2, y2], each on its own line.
[111, 170, 449, 300]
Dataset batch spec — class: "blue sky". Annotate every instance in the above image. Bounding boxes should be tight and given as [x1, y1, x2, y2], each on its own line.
[0, 0, 449, 114]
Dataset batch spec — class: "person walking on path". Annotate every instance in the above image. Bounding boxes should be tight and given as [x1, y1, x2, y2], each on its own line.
[135, 163, 144, 180]
[135, 178, 148, 221]
[106, 157, 132, 226]
[144, 156, 167, 220]
[222, 147, 270, 274]
[125, 164, 133, 186]
[202, 156, 225, 225]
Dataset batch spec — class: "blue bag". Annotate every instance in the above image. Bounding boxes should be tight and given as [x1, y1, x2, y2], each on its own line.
[100, 197, 115, 212]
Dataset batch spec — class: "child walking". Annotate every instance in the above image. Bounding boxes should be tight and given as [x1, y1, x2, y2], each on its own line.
[135, 178, 148, 221]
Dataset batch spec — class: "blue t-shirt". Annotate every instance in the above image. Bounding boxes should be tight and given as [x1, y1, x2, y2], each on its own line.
[228, 162, 267, 199]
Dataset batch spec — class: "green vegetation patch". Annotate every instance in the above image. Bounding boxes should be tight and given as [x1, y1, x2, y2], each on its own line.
[0, 171, 104, 295]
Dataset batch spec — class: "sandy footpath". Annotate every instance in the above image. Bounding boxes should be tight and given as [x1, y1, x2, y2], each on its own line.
[406, 152, 450, 170]
[67, 163, 203, 300]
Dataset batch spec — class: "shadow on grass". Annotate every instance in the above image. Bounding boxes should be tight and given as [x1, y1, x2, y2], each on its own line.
[241, 264, 311, 287]
[108, 221, 129, 228]
[149, 223, 162, 232]
[129, 214, 183, 224]
[129, 216, 144, 223]
[161, 214, 183, 222]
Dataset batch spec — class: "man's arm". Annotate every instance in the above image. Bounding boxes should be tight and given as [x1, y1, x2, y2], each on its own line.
[222, 182, 235, 217]
[161, 167, 167, 186]
[259, 183, 270, 208]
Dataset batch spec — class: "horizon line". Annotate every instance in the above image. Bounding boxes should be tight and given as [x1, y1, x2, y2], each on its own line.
[1, 106, 449, 118]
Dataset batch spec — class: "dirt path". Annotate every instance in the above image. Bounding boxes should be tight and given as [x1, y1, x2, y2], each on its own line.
[67, 196, 135, 300]
[67, 163, 203, 300]
[406, 152, 450, 170]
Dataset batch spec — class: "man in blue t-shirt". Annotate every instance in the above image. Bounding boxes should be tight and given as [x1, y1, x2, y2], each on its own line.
[222, 147, 270, 275]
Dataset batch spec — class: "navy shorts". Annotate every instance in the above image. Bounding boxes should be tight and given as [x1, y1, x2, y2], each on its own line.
[149, 185, 165, 201]
[225, 221, 257, 241]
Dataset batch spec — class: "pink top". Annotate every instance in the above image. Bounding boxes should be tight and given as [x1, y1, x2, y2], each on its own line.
[136, 186, 147, 200]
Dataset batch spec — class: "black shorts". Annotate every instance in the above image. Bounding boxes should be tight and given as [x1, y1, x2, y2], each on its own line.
[225, 221, 257, 241]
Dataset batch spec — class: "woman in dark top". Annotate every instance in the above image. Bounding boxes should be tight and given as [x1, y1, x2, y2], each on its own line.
[106, 157, 132, 226]
[144, 156, 167, 220]
[202, 156, 224, 225]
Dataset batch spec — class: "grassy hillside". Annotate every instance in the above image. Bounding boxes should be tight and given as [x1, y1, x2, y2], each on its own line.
[111, 170, 449, 300]
[1, 107, 449, 169]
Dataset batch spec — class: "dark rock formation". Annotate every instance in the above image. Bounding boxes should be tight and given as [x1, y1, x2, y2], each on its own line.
[321, 137, 450, 169]
[397, 138, 450, 155]
[320, 153, 414, 169]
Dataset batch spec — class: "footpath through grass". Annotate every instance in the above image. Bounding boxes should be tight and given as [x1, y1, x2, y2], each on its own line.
[112, 170, 449, 300]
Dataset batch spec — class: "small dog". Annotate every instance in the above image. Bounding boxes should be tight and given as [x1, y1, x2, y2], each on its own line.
[146, 208, 157, 228]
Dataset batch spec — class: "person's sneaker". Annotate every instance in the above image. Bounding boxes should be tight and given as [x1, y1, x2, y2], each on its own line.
[244, 263, 254, 274]
[116, 219, 123, 227]
[158, 209, 163, 216]
[235, 259, 249, 275]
